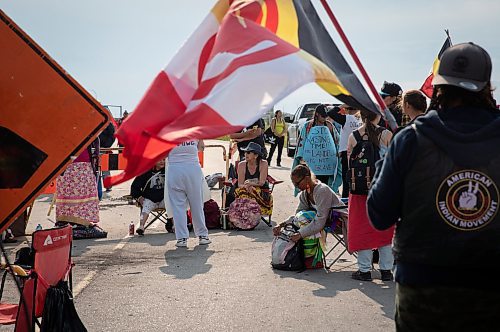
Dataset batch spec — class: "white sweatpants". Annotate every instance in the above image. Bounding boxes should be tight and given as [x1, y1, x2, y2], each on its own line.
[167, 163, 208, 239]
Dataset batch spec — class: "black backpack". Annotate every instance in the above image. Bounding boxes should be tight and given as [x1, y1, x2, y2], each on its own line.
[271, 225, 305, 271]
[347, 127, 384, 195]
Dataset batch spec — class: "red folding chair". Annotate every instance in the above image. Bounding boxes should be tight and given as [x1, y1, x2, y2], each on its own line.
[0, 225, 73, 331]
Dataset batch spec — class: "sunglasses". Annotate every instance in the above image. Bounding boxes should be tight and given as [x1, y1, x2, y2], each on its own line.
[292, 176, 306, 188]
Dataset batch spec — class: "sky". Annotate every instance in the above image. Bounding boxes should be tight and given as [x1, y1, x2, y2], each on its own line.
[2, 0, 499, 118]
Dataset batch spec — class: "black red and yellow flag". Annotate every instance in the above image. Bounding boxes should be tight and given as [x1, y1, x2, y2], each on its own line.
[235, 0, 379, 113]
[420, 32, 452, 98]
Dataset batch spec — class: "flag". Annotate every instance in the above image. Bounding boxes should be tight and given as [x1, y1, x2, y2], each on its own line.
[420, 33, 452, 98]
[106, 0, 378, 186]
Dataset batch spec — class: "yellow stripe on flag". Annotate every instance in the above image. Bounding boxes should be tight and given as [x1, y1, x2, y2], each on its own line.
[275, 0, 299, 47]
[297, 50, 350, 96]
[211, 0, 231, 23]
[261, 1, 268, 28]
[432, 58, 440, 75]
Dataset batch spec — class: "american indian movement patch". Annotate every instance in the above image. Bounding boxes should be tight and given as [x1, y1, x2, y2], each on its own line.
[436, 170, 498, 231]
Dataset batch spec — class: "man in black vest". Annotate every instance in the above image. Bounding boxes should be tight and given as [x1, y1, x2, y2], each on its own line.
[367, 43, 500, 330]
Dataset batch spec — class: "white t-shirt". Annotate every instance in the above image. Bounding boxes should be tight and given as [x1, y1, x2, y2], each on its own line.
[168, 140, 199, 164]
[339, 114, 362, 152]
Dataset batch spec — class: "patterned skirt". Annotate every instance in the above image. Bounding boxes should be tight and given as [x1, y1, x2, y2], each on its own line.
[56, 162, 99, 226]
[235, 186, 273, 216]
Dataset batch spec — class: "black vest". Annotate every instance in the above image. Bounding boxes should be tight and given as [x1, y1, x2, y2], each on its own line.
[394, 126, 500, 267]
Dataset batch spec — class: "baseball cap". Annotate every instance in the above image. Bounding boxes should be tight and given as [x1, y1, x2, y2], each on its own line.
[380, 81, 403, 97]
[432, 42, 492, 92]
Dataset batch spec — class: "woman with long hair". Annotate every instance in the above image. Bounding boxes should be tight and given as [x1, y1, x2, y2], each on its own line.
[293, 104, 341, 194]
[347, 109, 393, 281]
[267, 110, 287, 167]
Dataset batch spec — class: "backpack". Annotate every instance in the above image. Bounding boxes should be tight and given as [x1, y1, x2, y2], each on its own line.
[347, 127, 384, 195]
[271, 224, 305, 271]
[204, 199, 221, 229]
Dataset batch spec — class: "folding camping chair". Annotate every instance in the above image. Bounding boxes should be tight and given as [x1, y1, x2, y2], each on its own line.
[0, 225, 73, 332]
[222, 159, 282, 228]
[322, 199, 356, 269]
[121, 194, 172, 232]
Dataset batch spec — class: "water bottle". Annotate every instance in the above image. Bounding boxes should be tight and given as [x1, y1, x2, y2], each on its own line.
[129, 221, 135, 236]
[35, 224, 43, 231]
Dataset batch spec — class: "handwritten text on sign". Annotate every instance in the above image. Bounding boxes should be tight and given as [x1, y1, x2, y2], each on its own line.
[303, 126, 336, 176]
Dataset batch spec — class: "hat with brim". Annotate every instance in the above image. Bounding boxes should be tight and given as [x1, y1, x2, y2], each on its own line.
[242, 142, 264, 157]
[432, 42, 491, 92]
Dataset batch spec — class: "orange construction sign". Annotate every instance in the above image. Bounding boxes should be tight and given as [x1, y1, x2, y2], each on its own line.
[0, 11, 111, 232]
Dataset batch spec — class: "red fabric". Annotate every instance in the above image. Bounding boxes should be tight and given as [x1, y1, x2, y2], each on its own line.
[0, 303, 17, 325]
[105, 10, 300, 187]
[420, 73, 434, 98]
[347, 194, 394, 252]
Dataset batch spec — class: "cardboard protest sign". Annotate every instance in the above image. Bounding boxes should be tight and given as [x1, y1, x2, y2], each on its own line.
[302, 126, 337, 176]
[0, 10, 111, 232]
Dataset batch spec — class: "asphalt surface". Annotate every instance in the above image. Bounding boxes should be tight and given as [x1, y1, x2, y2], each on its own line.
[1, 139, 395, 331]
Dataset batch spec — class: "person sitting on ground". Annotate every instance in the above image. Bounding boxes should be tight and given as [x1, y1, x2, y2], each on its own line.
[130, 159, 170, 235]
[235, 142, 272, 216]
[273, 164, 345, 268]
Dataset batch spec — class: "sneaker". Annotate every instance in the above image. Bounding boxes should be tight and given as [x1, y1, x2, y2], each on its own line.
[380, 269, 394, 281]
[175, 238, 188, 247]
[277, 163, 282, 167]
[198, 236, 211, 245]
[136, 228, 144, 236]
[351, 270, 372, 281]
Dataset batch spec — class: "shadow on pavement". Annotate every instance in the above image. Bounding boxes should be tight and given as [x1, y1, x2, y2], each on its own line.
[226, 225, 274, 243]
[274, 268, 395, 319]
[159, 245, 214, 279]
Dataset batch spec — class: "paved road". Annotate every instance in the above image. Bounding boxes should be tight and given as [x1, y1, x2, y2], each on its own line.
[2, 140, 395, 331]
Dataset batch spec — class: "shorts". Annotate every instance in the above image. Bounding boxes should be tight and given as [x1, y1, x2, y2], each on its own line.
[141, 199, 165, 217]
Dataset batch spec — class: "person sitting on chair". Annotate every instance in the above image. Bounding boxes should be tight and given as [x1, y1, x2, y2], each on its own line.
[273, 164, 345, 267]
[235, 142, 273, 216]
[130, 159, 170, 235]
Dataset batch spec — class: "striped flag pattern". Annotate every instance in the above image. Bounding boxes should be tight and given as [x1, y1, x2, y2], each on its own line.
[420, 34, 452, 98]
[106, 0, 377, 186]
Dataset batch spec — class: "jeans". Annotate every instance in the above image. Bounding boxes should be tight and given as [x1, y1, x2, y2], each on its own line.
[357, 244, 393, 272]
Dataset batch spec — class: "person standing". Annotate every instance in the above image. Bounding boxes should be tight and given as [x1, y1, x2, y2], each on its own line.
[367, 43, 500, 330]
[56, 139, 107, 238]
[379, 81, 404, 127]
[293, 104, 341, 193]
[267, 110, 287, 167]
[347, 109, 393, 281]
[167, 140, 211, 247]
[230, 118, 266, 160]
[327, 105, 362, 198]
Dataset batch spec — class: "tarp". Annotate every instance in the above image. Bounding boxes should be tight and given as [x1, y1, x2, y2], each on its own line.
[0, 10, 111, 232]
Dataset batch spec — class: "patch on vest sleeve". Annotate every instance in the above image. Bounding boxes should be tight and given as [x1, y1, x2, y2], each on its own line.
[436, 170, 498, 231]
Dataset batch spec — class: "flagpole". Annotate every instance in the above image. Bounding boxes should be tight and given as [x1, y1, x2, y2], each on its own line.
[319, 0, 397, 130]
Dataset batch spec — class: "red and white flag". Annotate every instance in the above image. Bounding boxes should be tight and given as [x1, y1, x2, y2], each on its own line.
[106, 0, 364, 186]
